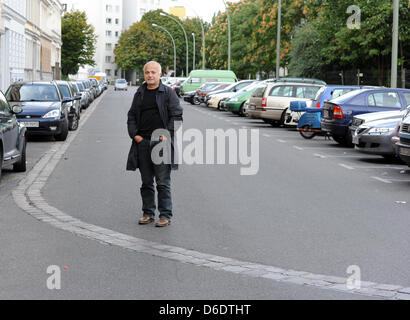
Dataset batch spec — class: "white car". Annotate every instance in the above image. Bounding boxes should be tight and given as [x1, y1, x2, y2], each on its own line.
[115, 79, 128, 91]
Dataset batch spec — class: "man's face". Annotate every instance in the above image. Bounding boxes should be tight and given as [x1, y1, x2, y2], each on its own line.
[144, 63, 162, 87]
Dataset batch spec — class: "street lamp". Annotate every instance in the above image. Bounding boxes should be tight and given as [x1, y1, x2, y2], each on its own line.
[222, 0, 231, 70]
[152, 24, 177, 80]
[192, 33, 196, 70]
[160, 12, 189, 77]
[276, 0, 282, 79]
[391, 0, 399, 88]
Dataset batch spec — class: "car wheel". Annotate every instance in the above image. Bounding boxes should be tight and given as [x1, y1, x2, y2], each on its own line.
[55, 117, 69, 141]
[279, 109, 287, 126]
[0, 150, 3, 182]
[345, 130, 354, 148]
[68, 112, 79, 131]
[239, 103, 246, 117]
[13, 139, 27, 173]
[332, 135, 347, 145]
[299, 126, 317, 140]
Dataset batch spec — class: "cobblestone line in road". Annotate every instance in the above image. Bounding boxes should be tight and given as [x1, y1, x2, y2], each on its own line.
[12, 93, 410, 300]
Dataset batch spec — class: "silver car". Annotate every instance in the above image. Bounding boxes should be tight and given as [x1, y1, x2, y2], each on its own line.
[353, 118, 403, 159]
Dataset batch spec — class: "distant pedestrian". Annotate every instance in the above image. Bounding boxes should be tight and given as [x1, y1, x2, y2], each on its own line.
[127, 61, 183, 227]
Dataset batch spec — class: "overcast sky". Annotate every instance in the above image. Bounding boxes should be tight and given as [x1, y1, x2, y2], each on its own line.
[163, 0, 242, 22]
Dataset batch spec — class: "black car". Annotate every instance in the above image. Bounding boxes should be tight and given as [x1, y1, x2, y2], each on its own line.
[0, 90, 26, 182]
[6, 81, 72, 141]
[183, 91, 200, 105]
[56, 81, 82, 131]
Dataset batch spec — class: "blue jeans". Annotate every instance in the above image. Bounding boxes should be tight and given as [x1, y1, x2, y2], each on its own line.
[137, 139, 172, 220]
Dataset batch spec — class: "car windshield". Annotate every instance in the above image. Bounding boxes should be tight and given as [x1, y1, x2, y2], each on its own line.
[77, 83, 84, 91]
[116, 79, 127, 84]
[6, 84, 60, 102]
[57, 84, 71, 99]
[331, 89, 369, 104]
[237, 81, 260, 94]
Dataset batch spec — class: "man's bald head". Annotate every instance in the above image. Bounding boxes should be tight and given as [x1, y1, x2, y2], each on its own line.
[144, 61, 162, 74]
[144, 61, 162, 89]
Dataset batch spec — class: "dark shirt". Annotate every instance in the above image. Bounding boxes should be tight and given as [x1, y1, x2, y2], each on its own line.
[138, 88, 164, 139]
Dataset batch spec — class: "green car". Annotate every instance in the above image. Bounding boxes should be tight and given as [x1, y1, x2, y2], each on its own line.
[226, 82, 262, 116]
[181, 70, 238, 95]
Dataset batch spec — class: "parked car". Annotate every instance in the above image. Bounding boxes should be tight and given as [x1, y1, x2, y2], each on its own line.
[226, 81, 265, 116]
[353, 117, 403, 160]
[55, 81, 82, 131]
[321, 88, 410, 146]
[248, 81, 324, 126]
[206, 80, 256, 109]
[289, 85, 362, 135]
[0, 90, 26, 181]
[89, 78, 102, 97]
[397, 107, 410, 166]
[170, 78, 187, 97]
[6, 81, 71, 141]
[183, 91, 200, 105]
[181, 70, 238, 95]
[81, 80, 94, 104]
[115, 79, 128, 91]
[198, 82, 231, 104]
[72, 81, 90, 109]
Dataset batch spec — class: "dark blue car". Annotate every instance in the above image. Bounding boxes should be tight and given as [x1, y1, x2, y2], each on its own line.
[0, 90, 26, 182]
[321, 88, 410, 146]
[6, 82, 72, 141]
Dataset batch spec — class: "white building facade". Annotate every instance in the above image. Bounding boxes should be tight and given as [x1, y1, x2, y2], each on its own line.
[65, 0, 163, 83]
[0, 0, 62, 92]
[0, 0, 26, 92]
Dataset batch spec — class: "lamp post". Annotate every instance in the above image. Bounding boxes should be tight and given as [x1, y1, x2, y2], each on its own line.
[160, 12, 189, 77]
[391, 0, 399, 88]
[222, 0, 231, 70]
[276, 0, 282, 79]
[152, 24, 177, 80]
[178, 2, 206, 69]
[192, 33, 196, 70]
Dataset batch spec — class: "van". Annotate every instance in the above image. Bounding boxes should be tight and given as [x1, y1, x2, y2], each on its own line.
[181, 70, 238, 95]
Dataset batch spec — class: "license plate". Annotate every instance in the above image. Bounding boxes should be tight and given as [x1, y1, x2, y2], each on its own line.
[352, 135, 359, 145]
[248, 105, 255, 110]
[21, 121, 39, 128]
[400, 147, 410, 157]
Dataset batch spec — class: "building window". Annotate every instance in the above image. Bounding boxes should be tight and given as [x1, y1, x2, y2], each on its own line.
[106, 5, 112, 12]
[105, 56, 112, 63]
[106, 43, 112, 51]
[105, 69, 112, 76]
[115, 31, 120, 37]
[106, 18, 112, 24]
[140, 8, 146, 15]
[106, 30, 112, 37]
[115, 69, 118, 77]
[115, 18, 119, 25]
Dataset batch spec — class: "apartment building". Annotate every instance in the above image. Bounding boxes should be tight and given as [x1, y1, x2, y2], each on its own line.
[0, 0, 62, 92]
[65, 0, 163, 82]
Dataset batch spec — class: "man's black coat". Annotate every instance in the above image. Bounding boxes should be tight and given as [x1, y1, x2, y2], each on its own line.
[126, 82, 183, 171]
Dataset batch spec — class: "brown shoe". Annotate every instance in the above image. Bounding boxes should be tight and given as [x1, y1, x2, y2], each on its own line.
[138, 216, 155, 225]
[155, 218, 171, 228]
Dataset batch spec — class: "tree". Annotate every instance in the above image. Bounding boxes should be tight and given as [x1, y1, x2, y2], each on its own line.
[114, 21, 171, 74]
[61, 10, 97, 76]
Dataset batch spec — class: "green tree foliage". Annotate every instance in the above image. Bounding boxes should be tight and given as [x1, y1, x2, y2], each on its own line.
[61, 10, 97, 76]
[114, 20, 171, 74]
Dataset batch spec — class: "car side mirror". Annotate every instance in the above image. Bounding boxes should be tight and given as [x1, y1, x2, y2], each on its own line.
[11, 105, 23, 114]
[63, 98, 73, 104]
[75, 94, 82, 100]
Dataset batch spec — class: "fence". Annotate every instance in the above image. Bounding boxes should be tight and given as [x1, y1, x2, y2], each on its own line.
[322, 69, 409, 88]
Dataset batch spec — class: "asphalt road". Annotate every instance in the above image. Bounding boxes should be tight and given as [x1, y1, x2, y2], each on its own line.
[1, 87, 409, 300]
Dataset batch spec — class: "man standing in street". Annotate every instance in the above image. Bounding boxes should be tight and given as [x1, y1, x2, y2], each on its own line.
[127, 61, 183, 228]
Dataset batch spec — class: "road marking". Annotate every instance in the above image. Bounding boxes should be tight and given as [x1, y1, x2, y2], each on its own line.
[293, 146, 304, 151]
[339, 163, 355, 170]
[277, 139, 286, 143]
[11, 91, 410, 300]
[263, 134, 271, 138]
[314, 153, 327, 159]
[372, 176, 393, 184]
